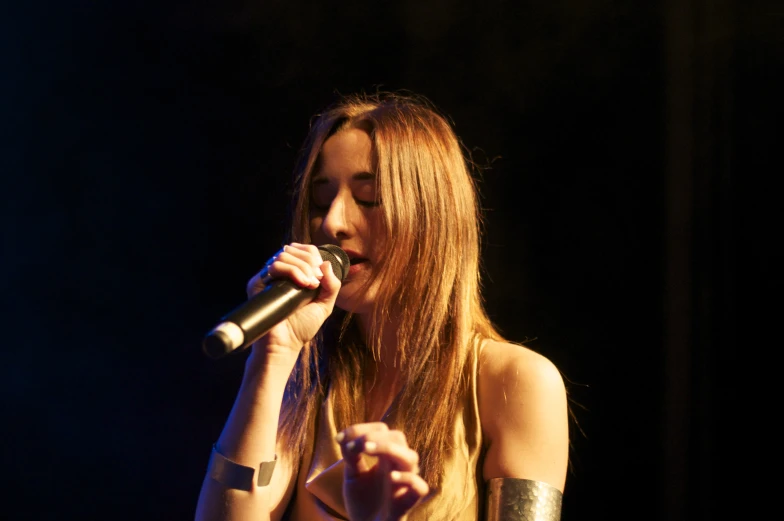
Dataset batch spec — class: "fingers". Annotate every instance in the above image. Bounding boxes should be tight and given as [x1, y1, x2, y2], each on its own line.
[312, 260, 341, 304]
[336, 423, 389, 477]
[336, 422, 400, 443]
[247, 243, 327, 296]
[361, 436, 419, 474]
[338, 423, 431, 519]
[275, 248, 323, 287]
[336, 423, 420, 476]
[389, 471, 431, 517]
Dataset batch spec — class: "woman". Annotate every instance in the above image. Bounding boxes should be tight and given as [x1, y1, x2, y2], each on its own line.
[195, 92, 569, 521]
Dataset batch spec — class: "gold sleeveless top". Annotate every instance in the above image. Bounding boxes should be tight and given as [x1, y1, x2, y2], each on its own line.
[285, 351, 484, 521]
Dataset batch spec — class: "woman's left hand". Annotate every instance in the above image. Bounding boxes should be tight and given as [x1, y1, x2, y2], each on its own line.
[337, 422, 430, 521]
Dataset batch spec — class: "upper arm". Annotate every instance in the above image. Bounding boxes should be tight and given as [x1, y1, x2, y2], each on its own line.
[478, 341, 569, 491]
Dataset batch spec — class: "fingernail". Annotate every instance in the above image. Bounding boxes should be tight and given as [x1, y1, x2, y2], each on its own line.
[346, 440, 356, 451]
[315, 266, 324, 278]
[364, 441, 377, 452]
[311, 276, 320, 285]
[335, 432, 345, 443]
[423, 488, 439, 503]
[390, 470, 401, 480]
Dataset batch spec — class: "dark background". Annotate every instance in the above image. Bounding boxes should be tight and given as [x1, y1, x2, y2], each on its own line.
[3, 1, 780, 520]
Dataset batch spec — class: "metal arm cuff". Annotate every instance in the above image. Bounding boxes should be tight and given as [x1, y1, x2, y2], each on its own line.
[207, 444, 277, 491]
[485, 478, 563, 521]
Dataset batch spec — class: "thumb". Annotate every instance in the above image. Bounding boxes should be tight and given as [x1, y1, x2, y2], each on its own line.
[313, 260, 342, 305]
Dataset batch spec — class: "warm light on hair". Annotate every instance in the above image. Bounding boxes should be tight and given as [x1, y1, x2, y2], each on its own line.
[278, 92, 504, 488]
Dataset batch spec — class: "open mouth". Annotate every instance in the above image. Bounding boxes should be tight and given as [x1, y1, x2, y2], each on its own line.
[349, 257, 368, 266]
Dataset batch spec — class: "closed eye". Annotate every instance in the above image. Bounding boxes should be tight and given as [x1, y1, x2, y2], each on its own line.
[310, 171, 380, 210]
[356, 198, 381, 208]
[310, 197, 380, 211]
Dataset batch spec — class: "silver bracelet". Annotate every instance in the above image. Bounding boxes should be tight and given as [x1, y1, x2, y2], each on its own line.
[485, 478, 563, 521]
[208, 444, 277, 491]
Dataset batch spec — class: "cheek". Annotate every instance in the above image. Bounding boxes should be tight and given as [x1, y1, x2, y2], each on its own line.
[309, 217, 323, 238]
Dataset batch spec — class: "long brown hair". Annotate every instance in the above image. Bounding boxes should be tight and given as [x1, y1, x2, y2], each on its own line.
[278, 92, 503, 487]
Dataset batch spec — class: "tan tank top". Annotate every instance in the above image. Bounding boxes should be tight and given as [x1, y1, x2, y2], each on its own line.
[285, 351, 484, 520]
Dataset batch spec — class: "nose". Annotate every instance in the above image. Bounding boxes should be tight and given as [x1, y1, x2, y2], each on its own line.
[320, 189, 353, 240]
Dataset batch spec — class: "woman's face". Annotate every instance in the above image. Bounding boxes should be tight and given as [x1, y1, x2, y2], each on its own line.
[309, 127, 385, 314]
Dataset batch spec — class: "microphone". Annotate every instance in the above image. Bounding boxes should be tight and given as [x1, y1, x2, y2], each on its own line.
[202, 244, 350, 359]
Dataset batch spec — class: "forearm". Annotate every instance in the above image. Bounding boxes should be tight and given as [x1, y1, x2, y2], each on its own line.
[195, 350, 296, 521]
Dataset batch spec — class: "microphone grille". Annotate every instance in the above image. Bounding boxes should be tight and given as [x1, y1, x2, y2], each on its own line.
[318, 245, 350, 282]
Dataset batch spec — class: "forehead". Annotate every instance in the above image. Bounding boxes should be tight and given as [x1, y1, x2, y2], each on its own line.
[314, 127, 374, 178]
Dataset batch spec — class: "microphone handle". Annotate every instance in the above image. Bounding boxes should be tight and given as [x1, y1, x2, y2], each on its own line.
[202, 280, 318, 359]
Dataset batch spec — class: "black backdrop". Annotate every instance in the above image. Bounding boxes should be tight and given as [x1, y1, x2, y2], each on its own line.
[3, 1, 779, 520]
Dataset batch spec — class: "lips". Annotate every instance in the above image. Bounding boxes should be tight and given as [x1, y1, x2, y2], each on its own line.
[338, 248, 369, 276]
[339, 248, 367, 264]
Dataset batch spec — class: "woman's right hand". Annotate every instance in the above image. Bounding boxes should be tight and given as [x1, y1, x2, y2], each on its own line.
[246, 242, 342, 359]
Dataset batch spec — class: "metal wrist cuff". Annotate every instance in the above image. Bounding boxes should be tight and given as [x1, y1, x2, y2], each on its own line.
[257, 455, 277, 487]
[485, 478, 563, 521]
[208, 444, 277, 491]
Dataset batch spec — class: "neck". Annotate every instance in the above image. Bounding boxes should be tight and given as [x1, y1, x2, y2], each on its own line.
[356, 311, 404, 419]
[356, 312, 400, 372]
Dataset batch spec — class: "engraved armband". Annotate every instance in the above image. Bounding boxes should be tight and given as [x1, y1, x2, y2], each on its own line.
[207, 444, 277, 491]
[485, 478, 563, 521]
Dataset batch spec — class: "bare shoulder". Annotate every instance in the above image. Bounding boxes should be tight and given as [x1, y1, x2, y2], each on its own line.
[479, 340, 566, 399]
[478, 340, 569, 490]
